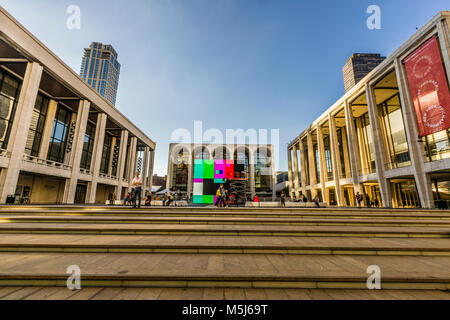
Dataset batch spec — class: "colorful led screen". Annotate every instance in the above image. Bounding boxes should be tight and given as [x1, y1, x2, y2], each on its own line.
[193, 159, 246, 204]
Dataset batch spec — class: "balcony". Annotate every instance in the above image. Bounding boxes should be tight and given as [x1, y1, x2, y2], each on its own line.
[22, 154, 71, 170]
[0, 148, 10, 158]
[21, 154, 72, 178]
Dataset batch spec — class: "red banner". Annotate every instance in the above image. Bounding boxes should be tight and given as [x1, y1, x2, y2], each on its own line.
[404, 36, 450, 137]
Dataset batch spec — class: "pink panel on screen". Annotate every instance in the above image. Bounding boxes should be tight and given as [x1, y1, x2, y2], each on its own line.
[214, 160, 225, 179]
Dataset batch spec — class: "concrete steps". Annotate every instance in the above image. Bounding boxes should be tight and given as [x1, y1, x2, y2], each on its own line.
[0, 222, 448, 238]
[0, 234, 448, 256]
[1, 215, 450, 227]
[2, 287, 449, 300]
[0, 205, 448, 299]
[0, 252, 449, 291]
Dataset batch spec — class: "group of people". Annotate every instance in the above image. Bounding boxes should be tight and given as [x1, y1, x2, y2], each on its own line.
[355, 192, 379, 208]
[214, 184, 230, 207]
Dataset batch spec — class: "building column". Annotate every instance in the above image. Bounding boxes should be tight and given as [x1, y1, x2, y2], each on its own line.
[366, 83, 392, 207]
[299, 139, 308, 196]
[85, 113, 107, 204]
[142, 146, 150, 194]
[148, 149, 155, 192]
[329, 114, 343, 206]
[38, 99, 58, 159]
[293, 143, 300, 198]
[287, 147, 294, 198]
[107, 137, 117, 176]
[0, 62, 43, 203]
[249, 146, 256, 198]
[127, 136, 138, 192]
[437, 21, 450, 83]
[307, 132, 317, 198]
[344, 100, 363, 195]
[394, 59, 435, 208]
[187, 149, 193, 197]
[115, 130, 129, 199]
[62, 100, 91, 204]
[317, 125, 328, 204]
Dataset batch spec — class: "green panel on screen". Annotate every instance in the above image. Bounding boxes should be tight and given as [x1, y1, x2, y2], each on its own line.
[203, 195, 214, 204]
[203, 160, 214, 179]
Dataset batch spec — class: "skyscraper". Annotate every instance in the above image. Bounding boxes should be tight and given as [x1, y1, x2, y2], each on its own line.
[342, 53, 385, 92]
[80, 42, 121, 106]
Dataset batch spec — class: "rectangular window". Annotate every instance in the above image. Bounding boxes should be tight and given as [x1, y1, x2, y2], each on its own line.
[313, 143, 320, 183]
[80, 122, 95, 170]
[47, 104, 72, 163]
[100, 134, 112, 174]
[24, 93, 49, 157]
[380, 94, 411, 169]
[0, 71, 21, 149]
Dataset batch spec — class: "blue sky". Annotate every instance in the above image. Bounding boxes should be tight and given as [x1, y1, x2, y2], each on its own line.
[1, 0, 448, 174]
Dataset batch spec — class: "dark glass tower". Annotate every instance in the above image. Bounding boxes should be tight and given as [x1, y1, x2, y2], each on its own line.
[80, 42, 120, 106]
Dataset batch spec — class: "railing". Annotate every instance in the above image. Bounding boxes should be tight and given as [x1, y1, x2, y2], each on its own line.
[22, 154, 71, 171]
[99, 172, 118, 181]
[385, 161, 412, 171]
[79, 168, 92, 175]
[0, 148, 10, 158]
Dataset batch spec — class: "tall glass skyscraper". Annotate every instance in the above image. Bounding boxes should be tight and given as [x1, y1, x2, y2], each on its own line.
[80, 42, 121, 106]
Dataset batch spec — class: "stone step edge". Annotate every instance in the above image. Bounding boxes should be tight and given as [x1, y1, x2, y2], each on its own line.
[2, 217, 450, 227]
[0, 275, 449, 290]
[3, 212, 450, 219]
[0, 228, 448, 238]
[0, 244, 449, 256]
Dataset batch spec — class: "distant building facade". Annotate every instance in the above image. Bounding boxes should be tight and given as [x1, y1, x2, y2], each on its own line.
[167, 143, 275, 200]
[288, 11, 450, 209]
[0, 8, 155, 204]
[343, 53, 385, 92]
[80, 42, 121, 106]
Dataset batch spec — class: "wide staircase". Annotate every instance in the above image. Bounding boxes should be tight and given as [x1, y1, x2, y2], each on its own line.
[0, 205, 449, 300]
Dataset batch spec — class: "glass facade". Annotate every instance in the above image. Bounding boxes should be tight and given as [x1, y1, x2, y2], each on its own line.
[0, 70, 21, 149]
[323, 135, 333, 181]
[423, 129, 450, 162]
[255, 150, 271, 193]
[355, 113, 376, 175]
[172, 150, 189, 192]
[391, 180, 420, 208]
[24, 93, 49, 157]
[100, 133, 112, 174]
[379, 94, 411, 169]
[47, 104, 72, 163]
[313, 143, 320, 183]
[336, 127, 349, 178]
[80, 122, 95, 170]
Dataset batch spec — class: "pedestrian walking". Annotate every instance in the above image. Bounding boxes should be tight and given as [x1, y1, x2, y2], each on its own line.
[356, 192, 363, 208]
[281, 191, 286, 208]
[131, 172, 143, 209]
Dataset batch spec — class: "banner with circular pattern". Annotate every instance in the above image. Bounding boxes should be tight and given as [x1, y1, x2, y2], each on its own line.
[404, 35, 450, 137]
